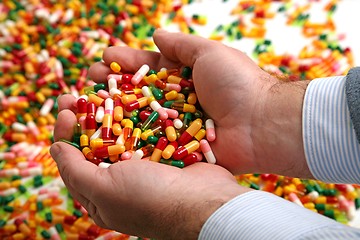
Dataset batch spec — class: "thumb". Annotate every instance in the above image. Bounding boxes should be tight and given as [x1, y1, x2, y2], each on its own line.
[153, 29, 218, 67]
[50, 142, 100, 199]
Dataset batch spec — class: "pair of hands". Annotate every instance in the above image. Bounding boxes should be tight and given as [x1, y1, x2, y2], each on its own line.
[50, 29, 311, 239]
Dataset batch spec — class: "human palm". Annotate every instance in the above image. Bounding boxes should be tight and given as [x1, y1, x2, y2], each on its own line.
[89, 29, 278, 174]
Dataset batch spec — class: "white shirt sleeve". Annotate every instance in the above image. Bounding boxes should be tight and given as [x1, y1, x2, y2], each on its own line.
[199, 76, 360, 239]
[303, 76, 360, 183]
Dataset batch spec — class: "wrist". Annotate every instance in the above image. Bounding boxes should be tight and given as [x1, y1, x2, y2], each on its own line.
[163, 180, 250, 240]
[253, 77, 313, 178]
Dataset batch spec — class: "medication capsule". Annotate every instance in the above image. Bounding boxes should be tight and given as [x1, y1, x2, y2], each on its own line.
[141, 111, 159, 131]
[129, 149, 144, 160]
[121, 151, 132, 160]
[40, 98, 55, 116]
[167, 75, 194, 89]
[132, 64, 150, 85]
[160, 159, 184, 168]
[123, 119, 134, 141]
[140, 144, 155, 157]
[165, 108, 179, 119]
[205, 119, 216, 142]
[125, 97, 149, 112]
[164, 83, 181, 92]
[182, 153, 200, 166]
[199, 140, 216, 164]
[173, 140, 200, 160]
[112, 123, 122, 136]
[149, 84, 163, 100]
[194, 128, 206, 141]
[149, 100, 168, 120]
[171, 102, 196, 113]
[84, 83, 106, 95]
[80, 134, 89, 147]
[162, 141, 178, 159]
[0, 152, 16, 160]
[173, 118, 183, 129]
[76, 98, 87, 120]
[165, 90, 178, 101]
[127, 128, 141, 151]
[187, 92, 197, 105]
[164, 119, 177, 142]
[110, 62, 121, 73]
[90, 139, 114, 149]
[95, 106, 105, 123]
[150, 137, 168, 162]
[87, 102, 96, 115]
[141, 124, 162, 141]
[88, 94, 105, 107]
[94, 145, 126, 158]
[114, 99, 124, 122]
[288, 192, 303, 206]
[104, 98, 114, 115]
[14, 219, 31, 236]
[121, 94, 138, 105]
[178, 118, 202, 145]
[102, 114, 113, 140]
[85, 114, 97, 138]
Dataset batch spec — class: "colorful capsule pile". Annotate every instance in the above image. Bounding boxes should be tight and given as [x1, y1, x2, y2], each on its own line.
[0, 0, 360, 239]
[71, 63, 217, 168]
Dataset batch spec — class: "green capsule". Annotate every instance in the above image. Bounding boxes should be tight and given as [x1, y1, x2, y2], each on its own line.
[315, 203, 326, 211]
[160, 159, 184, 168]
[355, 198, 360, 209]
[148, 69, 157, 75]
[141, 111, 159, 131]
[147, 136, 159, 145]
[322, 189, 337, 196]
[18, 185, 27, 193]
[4, 205, 14, 212]
[60, 139, 80, 149]
[73, 209, 83, 218]
[45, 212, 52, 223]
[149, 84, 163, 100]
[163, 100, 175, 108]
[84, 83, 106, 95]
[324, 209, 335, 219]
[55, 223, 64, 233]
[37, 202, 44, 211]
[41, 230, 51, 239]
[0, 219, 6, 227]
[130, 116, 141, 125]
[4, 195, 15, 205]
[250, 182, 260, 190]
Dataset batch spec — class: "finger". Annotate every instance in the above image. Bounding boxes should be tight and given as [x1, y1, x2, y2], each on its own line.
[57, 94, 76, 112]
[53, 109, 77, 142]
[88, 61, 112, 83]
[102, 46, 180, 72]
[153, 29, 219, 67]
[50, 142, 103, 200]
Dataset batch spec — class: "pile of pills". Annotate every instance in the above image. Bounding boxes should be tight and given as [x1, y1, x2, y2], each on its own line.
[0, 0, 359, 239]
[71, 63, 217, 168]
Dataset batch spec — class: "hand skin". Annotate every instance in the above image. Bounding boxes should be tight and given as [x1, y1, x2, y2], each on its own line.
[50, 29, 313, 239]
[51, 95, 250, 239]
[89, 29, 313, 179]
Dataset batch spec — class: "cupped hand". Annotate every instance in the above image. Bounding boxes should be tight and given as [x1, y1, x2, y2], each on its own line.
[89, 29, 281, 175]
[50, 94, 251, 240]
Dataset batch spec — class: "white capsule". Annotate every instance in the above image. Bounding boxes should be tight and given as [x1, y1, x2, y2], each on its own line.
[90, 127, 102, 140]
[99, 162, 112, 169]
[40, 98, 55, 116]
[95, 106, 105, 123]
[12, 122, 28, 132]
[130, 149, 144, 161]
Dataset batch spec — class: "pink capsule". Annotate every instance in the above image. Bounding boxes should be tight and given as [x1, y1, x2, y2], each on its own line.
[121, 151, 132, 160]
[11, 122, 28, 133]
[0, 168, 20, 177]
[0, 152, 16, 161]
[200, 139, 216, 164]
[164, 83, 181, 92]
[97, 89, 111, 99]
[40, 98, 55, 116]
[288, 192, 303, 206]
[17, 161, 39, 169]
[205, 119, 216, 142]
[131, 64, 150, 85]
[165, 108, 179, 119]
[150, 101, 168, 120]
[19, 166, 42, 177]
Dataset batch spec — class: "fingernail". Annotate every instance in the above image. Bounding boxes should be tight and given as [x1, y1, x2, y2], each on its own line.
[50, 143, 61, 161]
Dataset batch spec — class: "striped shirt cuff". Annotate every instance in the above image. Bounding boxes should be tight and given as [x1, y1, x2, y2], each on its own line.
[303, 76, 360, 183]
[198, 190, 343, 240]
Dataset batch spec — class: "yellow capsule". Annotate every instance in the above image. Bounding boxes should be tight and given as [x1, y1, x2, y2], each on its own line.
[194, 128, 206, 141]
[35, 92, 46, 103]
[187, 92, 197, 105]
[88, 94, 104, 107]
[110, 62, 121, 73]
[315, 196, 327, 204]
[112, 123, 122, 136]
[304, 202, 315, 209]
[274, 186, 283, 196]
[165, 90, 178, 101]
[80, 134, 89, 147]
[157, 70, 168, 80]
[144, 74, 158, 84]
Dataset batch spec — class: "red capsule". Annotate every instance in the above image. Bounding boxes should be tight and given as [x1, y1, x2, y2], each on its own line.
[87, 102, 96, 115]
[76, 98, 87, 120]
